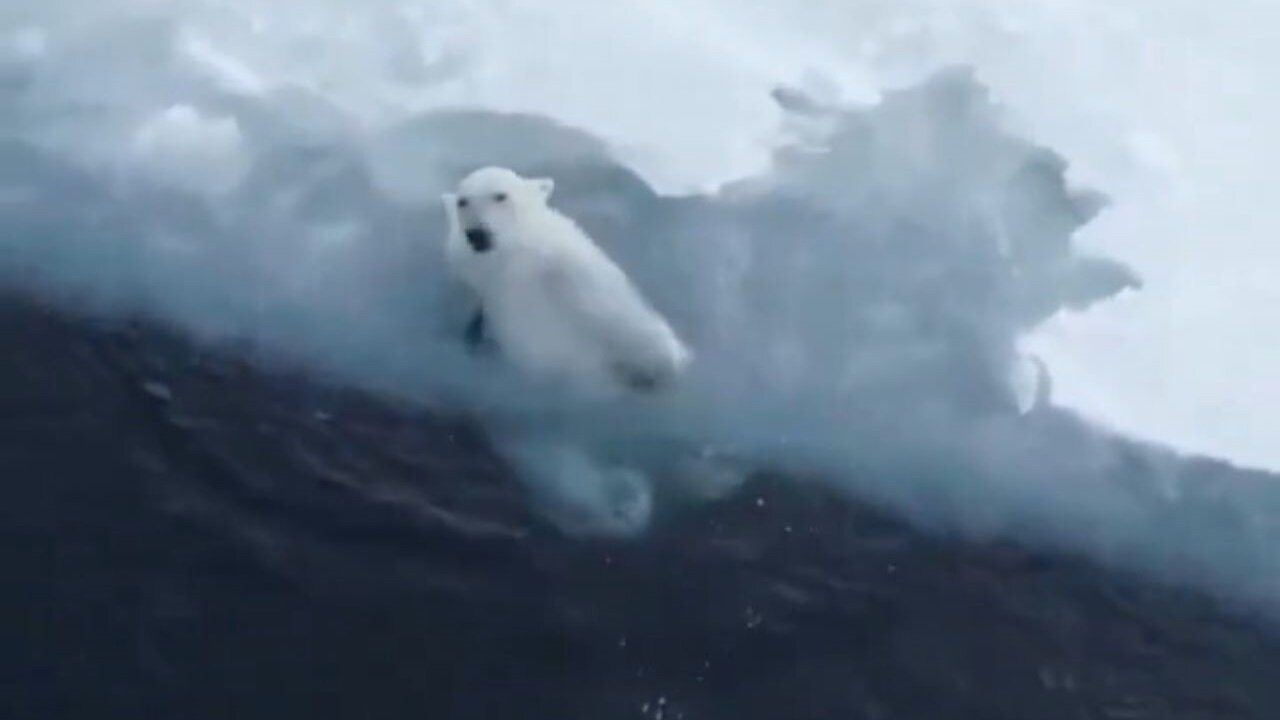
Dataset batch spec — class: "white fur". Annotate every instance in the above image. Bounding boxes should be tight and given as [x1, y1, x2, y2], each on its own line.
[442, 167, 691, 396]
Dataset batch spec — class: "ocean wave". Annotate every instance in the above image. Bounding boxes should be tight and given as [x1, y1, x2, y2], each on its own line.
[3, 2, 1279, 611]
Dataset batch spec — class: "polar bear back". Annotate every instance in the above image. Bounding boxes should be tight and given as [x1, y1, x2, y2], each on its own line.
[486, 219, 689, 393]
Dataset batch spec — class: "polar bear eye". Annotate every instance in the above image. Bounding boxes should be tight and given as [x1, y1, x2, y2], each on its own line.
[456, 197, 469, 209]
[492, 192, 508, 203]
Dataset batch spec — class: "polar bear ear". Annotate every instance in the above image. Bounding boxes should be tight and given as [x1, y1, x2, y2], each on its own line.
[529, 177, 555, 201]
[440, 193, 459, 220]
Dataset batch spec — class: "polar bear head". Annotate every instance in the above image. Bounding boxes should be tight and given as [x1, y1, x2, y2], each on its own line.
[442, 166, 555, 254]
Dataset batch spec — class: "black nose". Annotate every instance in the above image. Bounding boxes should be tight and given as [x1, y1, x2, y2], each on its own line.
[464, 227, 493, 253]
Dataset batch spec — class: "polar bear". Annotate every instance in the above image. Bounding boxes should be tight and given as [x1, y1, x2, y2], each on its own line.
[442, 166, 692, 396]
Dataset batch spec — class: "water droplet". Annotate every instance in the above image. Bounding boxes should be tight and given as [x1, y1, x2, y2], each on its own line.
[142, 380, 172, 402]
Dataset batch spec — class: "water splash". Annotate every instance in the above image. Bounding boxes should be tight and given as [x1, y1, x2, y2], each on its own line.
[3, 0, 1279, 609]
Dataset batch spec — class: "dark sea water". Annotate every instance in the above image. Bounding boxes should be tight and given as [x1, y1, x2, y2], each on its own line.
[4, 294, 1280, 720]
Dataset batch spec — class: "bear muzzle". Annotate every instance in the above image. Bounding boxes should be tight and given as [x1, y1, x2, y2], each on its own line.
[464, 227, 493, 253]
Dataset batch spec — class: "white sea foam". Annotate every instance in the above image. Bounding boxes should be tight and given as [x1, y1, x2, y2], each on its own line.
[2, 0, 1279, 609]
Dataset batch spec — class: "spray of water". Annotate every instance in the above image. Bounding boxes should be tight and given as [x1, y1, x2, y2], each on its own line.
[3, 1, 1279, 608]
